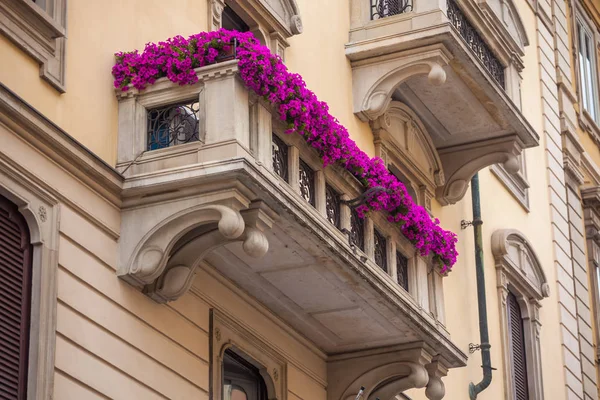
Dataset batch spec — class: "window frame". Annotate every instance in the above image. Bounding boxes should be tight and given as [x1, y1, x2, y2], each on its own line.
[0, 0, 67, 91]
[0, 171, 60, 400]
[491, 229, 549, 400]
[211, 310, 285, 400]
[490, 153, 530, 211]
[575, 12, 600, 128]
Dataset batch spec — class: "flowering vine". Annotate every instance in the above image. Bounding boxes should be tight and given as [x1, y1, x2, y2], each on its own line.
[112, 29, 458, 271]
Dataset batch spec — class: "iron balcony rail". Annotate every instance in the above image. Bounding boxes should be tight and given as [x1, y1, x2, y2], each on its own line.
[447, 0, 506, 88]
[370, 0, 412, 19]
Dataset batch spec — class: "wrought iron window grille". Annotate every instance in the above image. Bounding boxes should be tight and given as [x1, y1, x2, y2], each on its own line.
[447, 0, 506, 88]
[374, 229, 388, 271]
[348, 209, 366, 252]
[370, 0, 412, 19]
[299, 159, 316, 206]
[325, 185, 341, 229]
[272, 134, 289, 182]
[396, 251, 409, 291]
[147, 101, 200, 151]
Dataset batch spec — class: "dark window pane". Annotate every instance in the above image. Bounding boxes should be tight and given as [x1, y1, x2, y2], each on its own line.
[222, 5, 250, 32]
[223, 349, 268, 400]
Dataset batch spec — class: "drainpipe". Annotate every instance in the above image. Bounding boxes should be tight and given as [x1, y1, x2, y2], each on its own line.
[468, 173, 493, 399]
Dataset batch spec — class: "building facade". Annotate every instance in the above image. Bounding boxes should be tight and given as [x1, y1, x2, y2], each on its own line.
[0, 0, 600, 399]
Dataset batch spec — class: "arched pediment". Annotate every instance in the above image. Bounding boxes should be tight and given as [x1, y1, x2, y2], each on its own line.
[478, 0, 529, 52]
[491, 229, 550, 300]
[372, 101, 445, 206]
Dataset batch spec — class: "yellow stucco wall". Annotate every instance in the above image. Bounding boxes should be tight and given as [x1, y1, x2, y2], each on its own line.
[0, 0, 579, 399]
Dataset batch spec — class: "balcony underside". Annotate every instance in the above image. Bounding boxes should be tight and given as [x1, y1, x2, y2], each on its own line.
[119, 157, 467, 370]
[348, 22, 539, 204]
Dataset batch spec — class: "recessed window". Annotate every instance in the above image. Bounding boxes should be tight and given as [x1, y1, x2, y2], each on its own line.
[223, 349, 268, 400]
[0, 194, 33, 400]
[577, 18, 599, 123]
[222, 5, 250, 32]
[147, 101, 200, 151]
[507, 292, 529, 400]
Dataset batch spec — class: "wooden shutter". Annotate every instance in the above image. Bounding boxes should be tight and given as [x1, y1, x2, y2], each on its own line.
[0, 194, 32, 400]
[507, 291, 529, 400]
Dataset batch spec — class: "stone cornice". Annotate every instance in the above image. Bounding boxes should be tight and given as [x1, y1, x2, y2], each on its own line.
[0, 83, 123, 207]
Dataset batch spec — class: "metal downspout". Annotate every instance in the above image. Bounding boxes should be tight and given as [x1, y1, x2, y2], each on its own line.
[468, 173, 493, 399]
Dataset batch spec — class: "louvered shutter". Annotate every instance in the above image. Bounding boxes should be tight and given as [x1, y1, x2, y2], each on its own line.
[0, 194, 32, 400]
[507, 291, 529, 400]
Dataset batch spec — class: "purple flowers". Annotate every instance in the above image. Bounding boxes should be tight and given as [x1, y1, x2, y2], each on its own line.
[112, 29, 458, 271]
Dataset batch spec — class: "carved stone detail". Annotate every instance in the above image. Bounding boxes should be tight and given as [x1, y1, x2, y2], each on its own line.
[209, 0, 225, 31]
[327, 345, 448, 400]
[492, 229, 547, 400]
[118, 199, 276, 303]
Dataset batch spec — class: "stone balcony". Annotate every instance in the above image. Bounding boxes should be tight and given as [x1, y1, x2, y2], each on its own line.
[348, 0, 538, 204]
[115, 60, 466, 399]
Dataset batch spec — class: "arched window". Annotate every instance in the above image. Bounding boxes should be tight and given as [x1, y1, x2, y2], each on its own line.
[491, 229, 550, 400]
[223, 349, 269, 400]
[506, 291, 529, 400]
[0, 194, 33, 399]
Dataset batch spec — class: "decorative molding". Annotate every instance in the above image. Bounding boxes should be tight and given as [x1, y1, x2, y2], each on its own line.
[436, 135, 524, 205]
[0, 83, 122, 205]
[491, 229, 547, 400]
[209, 0, 225, 31]
[490, 153, 530, 210]
[0, 162, 60, 400]
[327, 343, 448, 400]
[582, 188, 600, 361]
[211, 309, 288, 400]
[0, 0, 67, 92]
[372, 101, 444, 212]
[118, 195, 276, 303]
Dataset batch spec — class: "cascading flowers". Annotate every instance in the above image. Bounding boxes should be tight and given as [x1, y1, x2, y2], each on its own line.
[112, 29, 458, 271]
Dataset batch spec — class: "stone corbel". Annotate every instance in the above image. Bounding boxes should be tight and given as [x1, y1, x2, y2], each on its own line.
[328, 345, 445, 400]
[339, 362, 429, 400]
[436, 135, 523, 205]
[353, 48, 451, 122]
[425, 357, 447, 400]
[146, 201, 276, 303]
[118, 204, 246, 288]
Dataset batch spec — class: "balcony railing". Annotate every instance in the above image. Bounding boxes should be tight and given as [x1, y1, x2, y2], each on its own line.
[370, 0, 412, 19]
[447, 0, 505, 87]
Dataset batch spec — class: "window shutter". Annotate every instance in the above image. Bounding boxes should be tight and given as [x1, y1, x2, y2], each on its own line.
[0, 195, 32, 400]
[507, 291, 529, 400]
